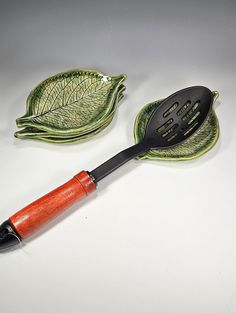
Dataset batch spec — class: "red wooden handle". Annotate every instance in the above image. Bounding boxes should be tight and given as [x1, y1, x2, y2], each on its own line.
[9, 171, 96, 239]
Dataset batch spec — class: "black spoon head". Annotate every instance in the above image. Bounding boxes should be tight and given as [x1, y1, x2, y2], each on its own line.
[144, 86, 213, 149]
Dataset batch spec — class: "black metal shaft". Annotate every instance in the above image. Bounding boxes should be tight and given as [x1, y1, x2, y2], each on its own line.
[90, 141, 150, 182]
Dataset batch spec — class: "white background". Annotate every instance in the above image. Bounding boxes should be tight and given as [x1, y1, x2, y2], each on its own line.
[0, 1, 236, 312]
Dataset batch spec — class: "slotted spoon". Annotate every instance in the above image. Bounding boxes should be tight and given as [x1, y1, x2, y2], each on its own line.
[0, 86, 213, 250]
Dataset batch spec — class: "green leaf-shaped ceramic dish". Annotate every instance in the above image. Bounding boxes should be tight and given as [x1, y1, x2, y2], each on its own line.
[15, 84, 126, 143]
[15, 69, 126, 141]
[134, 91, 219, 160]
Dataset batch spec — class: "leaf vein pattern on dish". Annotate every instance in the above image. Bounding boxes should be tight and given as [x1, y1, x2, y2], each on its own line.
[15, 70, 126, 141]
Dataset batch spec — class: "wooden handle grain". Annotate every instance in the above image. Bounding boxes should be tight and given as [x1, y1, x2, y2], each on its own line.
[9, 171, 96, 238]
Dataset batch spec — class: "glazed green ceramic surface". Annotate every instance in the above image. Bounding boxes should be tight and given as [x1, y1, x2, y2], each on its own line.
[15, 69, 126, 141]
[134, 91, 219, 160]
[15, 82, 125, 143]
